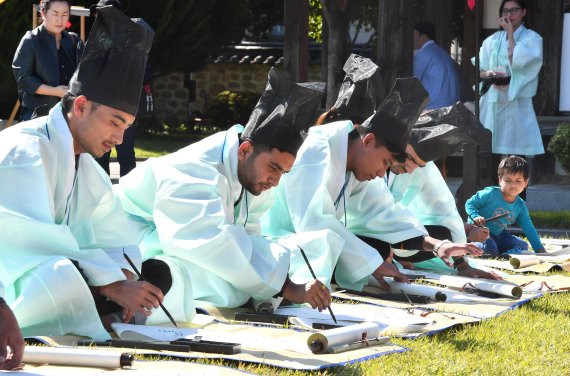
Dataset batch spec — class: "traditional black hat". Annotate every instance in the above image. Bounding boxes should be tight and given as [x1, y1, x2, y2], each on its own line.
[90, 0, 123, 16]
[409, 102, 492, 162]
[362, 77, 429, 157]
[242, 68, 325, 156]
[69, 6, 153, 116]
[332, 54, 381, 124]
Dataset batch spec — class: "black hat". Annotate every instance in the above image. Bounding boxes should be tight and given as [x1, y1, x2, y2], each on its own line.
[414, 21, 435, 40]
[363, 77, 429, 157]
[332, 54, 381, 124]
[409, 102, 492, 162]
[361, 109, 409, 159]
[90, 0, 123, 16]
[242, 68, 325, 156]
[69, 6, 154, 116]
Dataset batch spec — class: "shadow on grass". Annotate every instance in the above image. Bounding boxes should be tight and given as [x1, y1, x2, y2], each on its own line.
[521, 295, 570, 317]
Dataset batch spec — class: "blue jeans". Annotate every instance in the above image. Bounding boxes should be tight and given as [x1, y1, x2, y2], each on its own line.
[484, 230, 529, 256]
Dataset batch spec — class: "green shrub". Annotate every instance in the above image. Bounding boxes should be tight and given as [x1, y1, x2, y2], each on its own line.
[548, 123, 570, 173]
[204, 91, 259, 130]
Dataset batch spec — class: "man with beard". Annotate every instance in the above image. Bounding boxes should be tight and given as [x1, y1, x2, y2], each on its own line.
[114, 68, 332, 316]
[0, 6, 164, 340]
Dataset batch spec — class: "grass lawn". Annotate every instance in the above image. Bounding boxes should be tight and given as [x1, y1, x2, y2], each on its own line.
[189, 285, 570, 375]
[110, 135, 201, 159]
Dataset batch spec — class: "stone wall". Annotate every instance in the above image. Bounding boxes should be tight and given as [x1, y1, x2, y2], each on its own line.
[153, 64, 321, 125]
[152, 71, 189, 127]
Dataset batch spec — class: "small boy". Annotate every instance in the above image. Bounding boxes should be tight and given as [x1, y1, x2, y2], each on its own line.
[465, 155, 546, 255]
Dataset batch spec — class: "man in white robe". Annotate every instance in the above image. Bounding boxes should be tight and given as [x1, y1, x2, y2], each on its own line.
[0, 7, 164, 340]
[115, 68, 332, 314]
[263, 63, 491, 290]
[385, 103, 500, 278]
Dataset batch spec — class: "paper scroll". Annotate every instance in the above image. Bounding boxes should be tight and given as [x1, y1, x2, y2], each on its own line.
[439, 275, 522, 299]
[509, 255, 540, 269]
[307, 322, 387, 354]
[368, 276, 447, 301]
[23, 347, 133, 368]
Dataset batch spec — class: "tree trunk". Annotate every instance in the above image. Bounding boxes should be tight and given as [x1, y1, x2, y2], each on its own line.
[376, 0, 415, 100]
[284, 0, 309, 82]
[321, 0, 351, 108]
[320, 10, 329, 89]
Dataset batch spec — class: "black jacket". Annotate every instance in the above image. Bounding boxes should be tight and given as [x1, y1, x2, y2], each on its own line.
[12, 24, 83, 111]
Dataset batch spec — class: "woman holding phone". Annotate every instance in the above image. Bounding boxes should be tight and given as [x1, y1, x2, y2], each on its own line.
[475, 0, 543, 158]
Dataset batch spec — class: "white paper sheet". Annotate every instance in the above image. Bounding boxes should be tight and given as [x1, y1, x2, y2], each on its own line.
[111, 323, 198, 341]
[277, 303, 433, 336]
[111, 323, 311, 354]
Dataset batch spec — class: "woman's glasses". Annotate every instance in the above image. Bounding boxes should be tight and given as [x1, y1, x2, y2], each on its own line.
[501, 7, 521, 16]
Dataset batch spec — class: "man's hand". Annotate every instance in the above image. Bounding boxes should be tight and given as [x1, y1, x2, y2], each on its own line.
[457, 264, 503, 280]
[372, 261, 410, 290]
[467, 226, 490, 243]
[99, 280, 164, 320]
[282, 279, 331, 311]
[0, 302, 24, 370]
[436, 242, 484, 267]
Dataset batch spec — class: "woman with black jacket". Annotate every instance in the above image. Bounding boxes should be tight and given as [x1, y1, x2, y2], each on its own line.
[12, 0, 83, 121]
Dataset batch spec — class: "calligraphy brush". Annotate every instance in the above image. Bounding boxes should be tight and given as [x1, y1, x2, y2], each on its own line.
[297, 245, 338, 324]
[123, 252, 178, 327]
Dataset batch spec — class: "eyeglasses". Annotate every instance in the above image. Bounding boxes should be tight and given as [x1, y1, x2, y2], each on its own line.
[501, 7, 521, 16]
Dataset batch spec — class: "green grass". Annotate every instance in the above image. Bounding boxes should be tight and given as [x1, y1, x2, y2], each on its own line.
[110, 136, 201, 159]
[530, 211, 570, 229]
[179, 289, 570, 375]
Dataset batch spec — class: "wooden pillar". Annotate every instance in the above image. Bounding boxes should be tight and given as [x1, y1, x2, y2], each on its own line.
[321, 0, 351, 108]
[377, 0, 414, 100]
[80, 15, 86, 42]
[459, 1, 484, 218]
[284, 0, 309, 82]
[33, 4, 38, 28]
[527, 0, 564, 116]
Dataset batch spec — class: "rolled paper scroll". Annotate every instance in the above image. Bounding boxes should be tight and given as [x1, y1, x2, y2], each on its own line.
[23, 347, 134, 368]
[307, 322, 383, 354]
[509, 255, 540, 269]
[368, 276, 447, 302]
[439, 275, 522, 299]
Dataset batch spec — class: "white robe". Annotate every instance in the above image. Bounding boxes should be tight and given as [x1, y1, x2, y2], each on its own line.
[115, 125, 290, 314]
[261, 121, 427, 291]
[386, 162, 466, 243]
[0, 104, 141, 340]
[475, 26, 544, 155]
